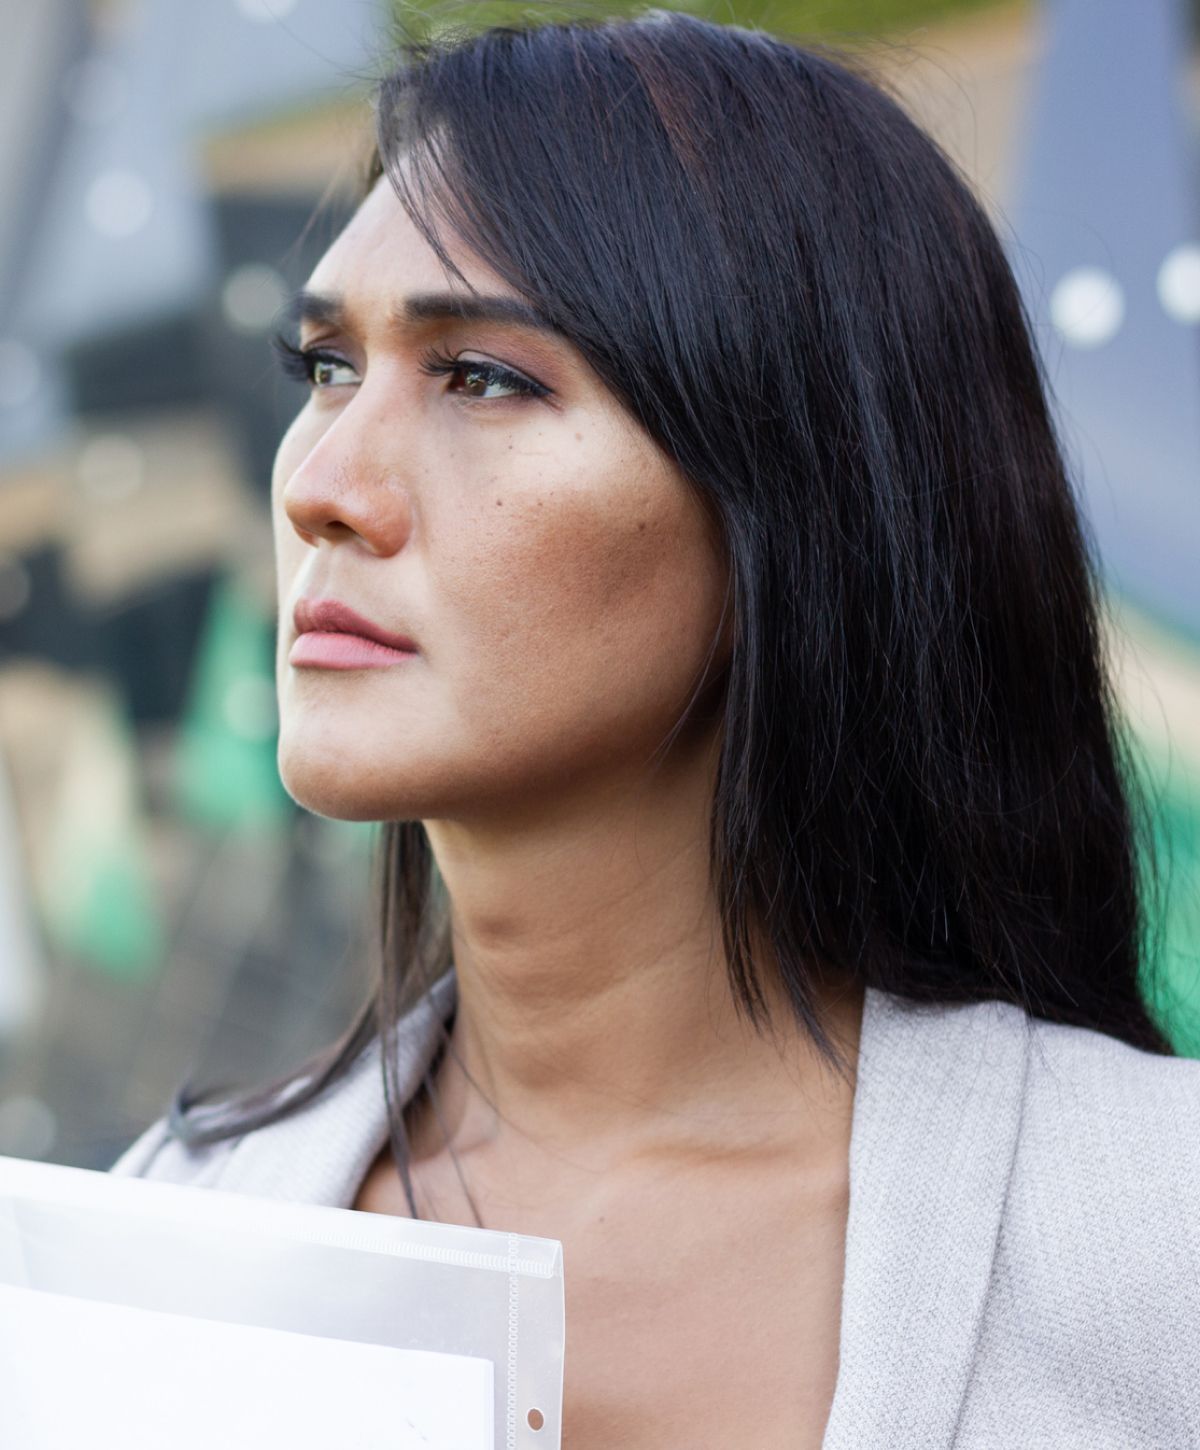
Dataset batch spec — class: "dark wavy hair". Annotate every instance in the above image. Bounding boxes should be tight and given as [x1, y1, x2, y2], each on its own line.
[168, 9, 1172, 1209]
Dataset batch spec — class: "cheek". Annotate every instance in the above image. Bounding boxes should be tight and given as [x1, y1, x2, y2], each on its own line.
[437, 465, 725, 746]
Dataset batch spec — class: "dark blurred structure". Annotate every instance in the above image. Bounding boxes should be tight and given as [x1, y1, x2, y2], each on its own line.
[0, 0, 386, 1167]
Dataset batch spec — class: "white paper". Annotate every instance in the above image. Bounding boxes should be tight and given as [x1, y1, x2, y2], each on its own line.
[0, 1282, 494, 1450]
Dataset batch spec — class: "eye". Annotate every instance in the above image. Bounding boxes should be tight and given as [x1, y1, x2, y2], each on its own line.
[418, 348, 550, 401]
[271, 335, 359, 389]
[309, 355, 359, 387]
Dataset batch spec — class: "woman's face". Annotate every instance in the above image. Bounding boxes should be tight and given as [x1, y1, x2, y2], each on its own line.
[272, 174, 728, 823]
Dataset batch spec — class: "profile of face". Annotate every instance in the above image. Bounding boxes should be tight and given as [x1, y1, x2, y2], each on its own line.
[272, 172, 729, 824]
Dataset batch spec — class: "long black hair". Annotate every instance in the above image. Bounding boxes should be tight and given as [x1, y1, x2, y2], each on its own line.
[169, 10, 1172, 1196]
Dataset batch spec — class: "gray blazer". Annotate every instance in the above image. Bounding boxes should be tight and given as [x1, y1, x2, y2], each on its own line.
[110, 975, 1200, 1448]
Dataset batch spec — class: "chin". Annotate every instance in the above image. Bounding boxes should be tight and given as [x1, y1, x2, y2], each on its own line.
[278, 768, 388, 822]
[277, 736, 404, 822]
[276, 727, 476, 823]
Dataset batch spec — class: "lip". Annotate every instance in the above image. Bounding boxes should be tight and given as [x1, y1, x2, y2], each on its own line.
[291, 597, 418, 670]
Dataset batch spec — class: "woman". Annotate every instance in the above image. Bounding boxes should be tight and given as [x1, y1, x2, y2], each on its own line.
[112, 11, 1200, 1446]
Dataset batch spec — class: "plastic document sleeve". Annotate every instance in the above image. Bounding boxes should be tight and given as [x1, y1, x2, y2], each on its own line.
[0, 1153, 565, 1450]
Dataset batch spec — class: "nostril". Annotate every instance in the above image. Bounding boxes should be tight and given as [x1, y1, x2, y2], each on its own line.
[282, 475, 413, 556]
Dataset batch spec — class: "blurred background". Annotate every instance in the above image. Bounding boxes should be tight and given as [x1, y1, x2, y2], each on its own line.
[0, 0, 1196, 1170]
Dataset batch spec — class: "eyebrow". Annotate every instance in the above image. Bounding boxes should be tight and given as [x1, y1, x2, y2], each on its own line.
[288, 290, 345, 328]
[287, 288, 565, 340]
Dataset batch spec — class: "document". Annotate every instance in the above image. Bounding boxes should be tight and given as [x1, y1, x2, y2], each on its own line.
[0, 1152, 564, 1447]
[0, 1281, 494, 1449]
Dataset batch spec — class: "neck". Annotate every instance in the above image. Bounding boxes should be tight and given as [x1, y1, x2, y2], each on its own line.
[420, 734, 864, 1167]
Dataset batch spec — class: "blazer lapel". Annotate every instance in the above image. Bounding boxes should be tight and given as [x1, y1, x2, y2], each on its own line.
[821, 988, 1033, 1450]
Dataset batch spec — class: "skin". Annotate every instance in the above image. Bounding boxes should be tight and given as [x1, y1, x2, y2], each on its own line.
[273, 172, 864, 1449]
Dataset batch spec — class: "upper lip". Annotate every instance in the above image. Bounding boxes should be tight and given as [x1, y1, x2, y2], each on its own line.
[293, 598, 418, 653]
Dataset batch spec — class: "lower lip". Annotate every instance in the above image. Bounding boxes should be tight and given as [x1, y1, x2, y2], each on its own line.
[289, 632, 418, 670]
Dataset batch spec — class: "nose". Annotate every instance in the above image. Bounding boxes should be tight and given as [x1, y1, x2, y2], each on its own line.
[279, 401, 414, 557]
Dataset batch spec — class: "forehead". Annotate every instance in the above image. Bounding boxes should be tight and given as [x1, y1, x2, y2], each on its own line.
[304, 173, 515, 311]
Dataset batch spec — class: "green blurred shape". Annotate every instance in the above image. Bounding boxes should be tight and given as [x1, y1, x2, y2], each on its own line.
[390, 0, 1022, 44]
[60, 849, 163, 982]
[175, 574, 290, 831]
[1138, 743, 1200, 1056]
[44, 697, 163, 982]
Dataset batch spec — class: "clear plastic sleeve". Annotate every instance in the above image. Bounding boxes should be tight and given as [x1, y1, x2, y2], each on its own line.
[0, 1153, 565, 1449]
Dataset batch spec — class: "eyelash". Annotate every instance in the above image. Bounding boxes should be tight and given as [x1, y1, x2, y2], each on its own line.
[270, 335, 550, 400]
[418, 347, 550, 400]
[271, 334, 328, 385]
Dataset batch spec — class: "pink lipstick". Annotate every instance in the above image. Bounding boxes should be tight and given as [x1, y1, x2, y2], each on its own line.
[290, 598, 418, 671]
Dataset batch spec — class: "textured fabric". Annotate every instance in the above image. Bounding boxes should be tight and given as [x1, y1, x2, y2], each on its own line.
[110, 974, 1200, 1446]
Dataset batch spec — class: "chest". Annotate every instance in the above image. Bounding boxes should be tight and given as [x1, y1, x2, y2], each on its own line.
[354, 1147, 848, 1449]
